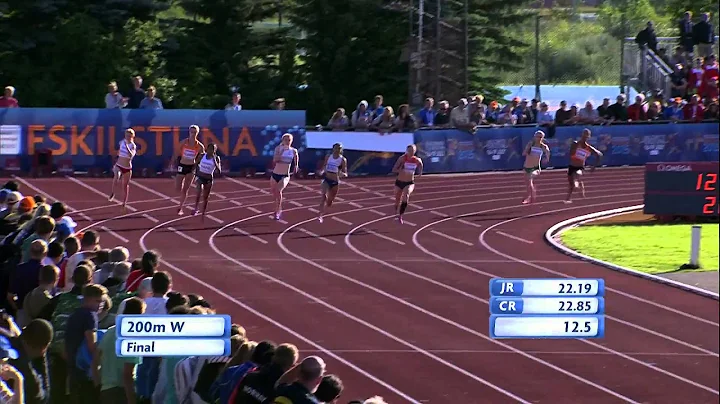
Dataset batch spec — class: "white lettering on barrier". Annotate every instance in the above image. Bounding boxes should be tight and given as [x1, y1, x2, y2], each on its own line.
[305, 131, 415, 153]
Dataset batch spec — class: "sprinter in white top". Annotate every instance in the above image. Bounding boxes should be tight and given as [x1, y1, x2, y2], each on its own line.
[192, 142, 221, 220]
[270, 133, 299, 221]
[109, 128, 137, 211]
[317, 143, 348, 223]
[521, 130, 550, 205]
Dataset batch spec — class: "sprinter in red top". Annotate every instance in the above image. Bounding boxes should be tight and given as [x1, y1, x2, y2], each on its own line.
[391, 144, 424, 224]
[173, 125, 205, 215]
[566, 128, 603, 203]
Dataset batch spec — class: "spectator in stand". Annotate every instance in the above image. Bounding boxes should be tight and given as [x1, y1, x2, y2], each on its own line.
[433, 101, 451, 126]
[0, 337, 24, 404]
[394, 104, 417, 131]
[228, 343, 299, 403]
[20, 216, 55, 263]
[606, 94, 627, 121]
[688, 57, 705, 95]
[693, 13, 716, 57]
[417, 98, 436, 126]
[101, 262, 131, 297]
[164, 291, 188, 312]
[104, 82, 127, 109]
[657, 48, 670, 65]
[211, 340, 274, 403]
[144, 271, 172, 315]
[274, 356, 326, 403]
[647, 101, 662, 120]
[139, 86, 163, 110]
[664, 97, 686, 121]
[43, 241, 64, 268]
[58, 237, 80, 291]
[670, 63, 688, 98]
[513, 99, 534, 124]
[95, 297, 145, 404]
[627, 94, 648, 121]
[704, 77, 719, 102]
[597, 98, 612, 120]
[670, 45, 688, 67]
[327, 108, 349, 131]
[93, 246, 129, 284]
[468, 101, 485, 126]
[351, 101, 372, 130]
[126, 76, 145, 109]
[496, 105, 517, 125]
[65, 284, 107, 403]
[635, 21, 658, 53]
[578, 101, 601, 124]
[8, 240, 48, 323]
[125, 250, 159, 292]
[7, 319, 53, 404]
[536, 102, 554, 126]
[63, 231, 100, 292]
[701, 55, 719, 98]
[226, 93, 242, 111]
[705, 99, 719, 119]
[0, 87, 19, 108]
[22, 265, 59, 324]
[554, 101, 572, 125]
[679, 12, 695, 56]
[270, 98, 286, 110]
[313, 374, 344, 404]
[567, 105, 580, 124]
[450, 98, 470, 128]
[364, 396, 388, 404]
[369, 95, 385, 120]
[529, 99, 539, 123]
[684, 94, 705, 121]
[371, 107, 395, 134]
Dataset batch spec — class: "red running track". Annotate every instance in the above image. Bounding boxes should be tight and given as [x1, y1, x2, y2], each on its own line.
[8, 166, 719, 403]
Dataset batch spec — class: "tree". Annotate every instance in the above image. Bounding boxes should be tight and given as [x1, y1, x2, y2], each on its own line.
[288, 0, 409, 124]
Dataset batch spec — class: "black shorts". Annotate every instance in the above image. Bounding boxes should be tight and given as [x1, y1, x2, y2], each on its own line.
[395, 179, 415, 190]
[195, 175, 213, 186]
[272, 173, 288, 183]
[322, 175, 339, 189]
[567, 165, 584, 177]
[178, 163, 195, 175]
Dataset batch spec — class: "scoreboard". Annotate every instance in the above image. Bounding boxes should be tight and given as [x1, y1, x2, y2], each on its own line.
[643, 162, 719, 216]
[489, 278, 605, 339]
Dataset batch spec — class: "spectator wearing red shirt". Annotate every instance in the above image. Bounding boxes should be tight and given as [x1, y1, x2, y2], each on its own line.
[0, 86, 19, 108]
[700, 54, 719, 97]
[687, 58, 705, 96]
[627, 95, 647, 121]
[683, 95, 705, 121]
[704, 77, 719, 102]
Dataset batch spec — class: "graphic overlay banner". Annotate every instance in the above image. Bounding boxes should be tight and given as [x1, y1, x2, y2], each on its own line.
[489, 278, 606, 339]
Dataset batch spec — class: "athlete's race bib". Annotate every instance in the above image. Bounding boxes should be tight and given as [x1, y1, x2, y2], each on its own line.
[404, 162, 417, 172]
[177, 166, 183, 173]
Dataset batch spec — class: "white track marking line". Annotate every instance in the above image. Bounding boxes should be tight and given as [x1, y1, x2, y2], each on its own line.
[213, 192, 227, 199]
[349, 202, 363, 208]
[11, 176, 94, 221]
[233, 227, 268, 244]
[300, 349, 716, 357]
[410, 204, 424, 209]
[130, 179, 180, 205]
[368, 209, 386, 216]
[99, 226, 129, 243]
[364, 229, 405, 246]
[142, 214, 159, 223]
[297, 228, 336, 245]
[332, 217, 353, 226]
[495, 231, 534, 244]
[67, 176, 139, 212]
[266, 216, 289, 225]
[403, 220, 417, 227]
[167, 227, 199, 243]
[246, 206, 262, 213]
[458, 219, 483, 228]
[205, 215, 224, 224]
[289, 200, 304, 207]
[308, 207, 320, 213]
[226, 177, 270, 194]
[430, 210, 448, 217]
[230, 200, 243, 207]
[430, 230, 474, 246]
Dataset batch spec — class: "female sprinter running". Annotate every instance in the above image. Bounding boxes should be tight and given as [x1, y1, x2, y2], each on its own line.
[175, 125, 205, 215]
[521, 130, 550, 204]
[193, 143, 222, 220]
[109, 128, 137, 210]
[270, 133, 299, 220]
[317, 143, 348, 223]
[391, 144, 424, 224]
[566, 128, 603, 203]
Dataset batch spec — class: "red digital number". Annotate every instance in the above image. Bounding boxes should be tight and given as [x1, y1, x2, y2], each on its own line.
[696, 173, 718, 191]
[703, 196, 718, 215]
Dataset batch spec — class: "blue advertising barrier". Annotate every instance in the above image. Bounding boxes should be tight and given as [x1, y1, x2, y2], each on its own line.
[0, 108, 306, 172]
[413, 123, 719, 174]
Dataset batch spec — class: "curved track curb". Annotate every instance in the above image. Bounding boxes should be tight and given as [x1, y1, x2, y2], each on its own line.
[545, 205, 720, 301]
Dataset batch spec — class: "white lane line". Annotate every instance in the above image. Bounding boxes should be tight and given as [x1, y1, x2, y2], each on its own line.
[411, 204, 424, 210]
[430, 230, 474, 246]
[297, 228, 336, 245]
[142, 214, 160, 223]
[233, 227, 268, 244]
[66, 176, 139, 212]
[308, 207, 320, 213]
[458, 219, 483, 228]
[430, 210, 448, 217]
[368, 209, 386, 216]
[267, 216, 288, 225]
[365, 229, 405, 246]
[226, 177, 270, 194]
[99, 226, 129, 243]
[403, 220, 417, 227]
[349, 202, 364, 208]
[205, 215, 224, 224]
[301, 349, 716, 357]
[213, 192, 227, 199]
[130, 179, 180, 205]
[246, 206, 262, 213]
[289, 200, 304, 207]
[167, 227, 199, 243]
[496, 231, 534, 244]
[332, 217, 353, 226]
[11, 176, 93, 221]
[230, 200, 243, 207]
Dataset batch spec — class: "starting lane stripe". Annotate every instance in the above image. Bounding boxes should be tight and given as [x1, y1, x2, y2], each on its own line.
[430, 230, 474, 246]
[233, 227, 268, 244]
[495, 231, 534, 244]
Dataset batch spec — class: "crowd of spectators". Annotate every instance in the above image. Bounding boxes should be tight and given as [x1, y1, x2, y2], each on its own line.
[0, 180, 386, 404]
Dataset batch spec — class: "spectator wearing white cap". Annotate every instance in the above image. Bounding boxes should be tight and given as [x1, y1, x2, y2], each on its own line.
[0, 192, 22, 220]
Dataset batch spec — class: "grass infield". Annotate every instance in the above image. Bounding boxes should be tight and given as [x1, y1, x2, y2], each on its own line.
[560, 224, 719, 274]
